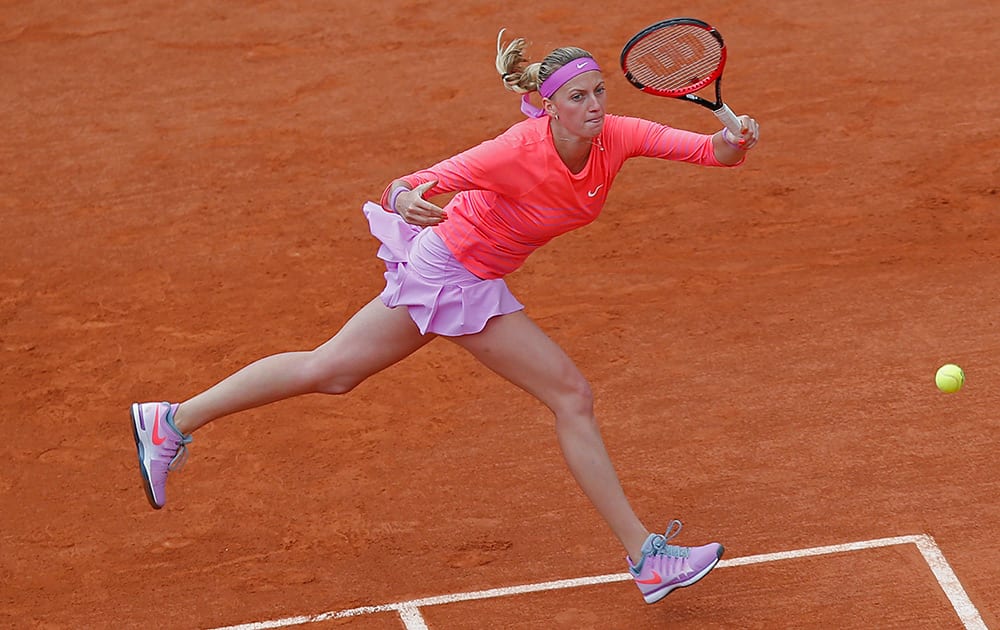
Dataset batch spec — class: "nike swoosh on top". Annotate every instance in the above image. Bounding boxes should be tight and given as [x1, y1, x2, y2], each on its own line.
[151, 405, 167, 445]
[635, 570, 662, 585]
[587, 184, 603, 197]
[576, 61, 588, 68]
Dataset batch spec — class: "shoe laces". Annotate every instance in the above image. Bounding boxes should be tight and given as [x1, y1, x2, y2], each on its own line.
[167, 434, 193, 472]
[647, 519, 690, 559]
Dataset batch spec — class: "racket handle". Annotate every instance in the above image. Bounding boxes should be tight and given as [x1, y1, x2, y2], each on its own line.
[713, 104, 743, 135]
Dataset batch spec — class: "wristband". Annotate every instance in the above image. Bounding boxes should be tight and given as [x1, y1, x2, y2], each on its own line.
[389, 185, 410, 212]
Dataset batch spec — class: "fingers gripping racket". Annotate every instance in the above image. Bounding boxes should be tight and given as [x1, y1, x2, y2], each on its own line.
[620, 18, 743, 134]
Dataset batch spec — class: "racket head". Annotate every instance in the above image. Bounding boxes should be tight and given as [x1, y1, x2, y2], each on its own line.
[620, 18, 727, 98]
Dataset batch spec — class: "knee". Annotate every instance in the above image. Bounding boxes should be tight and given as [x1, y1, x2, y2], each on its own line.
[550, 372, 595, 425]
[302, 351, 361, 395]
[316, 378, 358, 396]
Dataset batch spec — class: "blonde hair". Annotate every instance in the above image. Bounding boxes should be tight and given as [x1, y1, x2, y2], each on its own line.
[495, 29, 592, 95]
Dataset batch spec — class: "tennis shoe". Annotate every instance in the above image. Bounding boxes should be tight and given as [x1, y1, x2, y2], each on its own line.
[627, 520, 724, 604]
[130, 401, 192, 509]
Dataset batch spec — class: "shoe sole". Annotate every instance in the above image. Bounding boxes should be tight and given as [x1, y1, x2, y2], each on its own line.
[130, 403, 164, 510]
[643, 545, 724, 604]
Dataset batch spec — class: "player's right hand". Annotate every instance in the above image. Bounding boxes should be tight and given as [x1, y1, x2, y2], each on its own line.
[396, 180, 447, 227]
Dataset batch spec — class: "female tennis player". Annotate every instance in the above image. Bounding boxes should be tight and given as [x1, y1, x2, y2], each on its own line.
[131, 30, 759, 604]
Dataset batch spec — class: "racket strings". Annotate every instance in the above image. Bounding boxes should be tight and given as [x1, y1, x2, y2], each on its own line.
[624, 27, 722, 93]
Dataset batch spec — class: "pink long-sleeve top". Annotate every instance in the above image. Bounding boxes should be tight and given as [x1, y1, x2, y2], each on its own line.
[382, 114, 739, 279]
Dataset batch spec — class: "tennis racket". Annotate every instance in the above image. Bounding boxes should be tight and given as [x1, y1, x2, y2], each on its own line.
[620, 18, 743, 134]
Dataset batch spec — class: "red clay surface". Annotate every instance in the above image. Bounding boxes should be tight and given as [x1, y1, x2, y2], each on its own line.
[2, 1, 999, 628]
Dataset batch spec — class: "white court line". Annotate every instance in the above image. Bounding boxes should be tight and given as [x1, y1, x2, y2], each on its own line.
[914, 536, 987, 629]
[397, 605, 429, 630]
[212, 534, 986, 630]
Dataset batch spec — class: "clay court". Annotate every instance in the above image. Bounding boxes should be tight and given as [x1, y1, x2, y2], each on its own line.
[2, 0, 999, 628]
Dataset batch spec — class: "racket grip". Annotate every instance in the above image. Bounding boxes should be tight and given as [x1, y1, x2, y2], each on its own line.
[713, 104, 743, 135]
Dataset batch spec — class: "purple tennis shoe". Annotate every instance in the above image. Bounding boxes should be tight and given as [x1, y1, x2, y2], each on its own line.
[130, 401, 192, 509]
[627, 520, 724, 604]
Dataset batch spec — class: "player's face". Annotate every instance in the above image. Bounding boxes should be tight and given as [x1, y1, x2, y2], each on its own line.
[546, 71, 606, 138]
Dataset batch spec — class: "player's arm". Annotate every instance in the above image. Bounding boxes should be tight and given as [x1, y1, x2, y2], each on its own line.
[380, 135, 518, 226]
[613, 114, 750, 167]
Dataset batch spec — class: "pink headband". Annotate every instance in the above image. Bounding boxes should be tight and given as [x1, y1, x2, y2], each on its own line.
[520, 57, 601, 118]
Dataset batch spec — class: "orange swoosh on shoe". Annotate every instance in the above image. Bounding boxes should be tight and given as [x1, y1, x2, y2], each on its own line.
[151, 405, 167, 446]
[635, 571, 662, 585]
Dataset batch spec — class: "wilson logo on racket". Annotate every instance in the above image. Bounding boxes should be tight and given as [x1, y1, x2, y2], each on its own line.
[632, 34, 707, 76]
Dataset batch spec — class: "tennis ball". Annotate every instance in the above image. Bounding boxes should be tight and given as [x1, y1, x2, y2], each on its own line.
[935, 364, 965, 393]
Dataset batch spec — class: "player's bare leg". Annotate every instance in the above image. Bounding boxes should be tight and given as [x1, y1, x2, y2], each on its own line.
[449, 310, 650, 561]
[450, 310, 725, 603]
[130, 298, 433, 509]
[172, 298, 435, 433]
